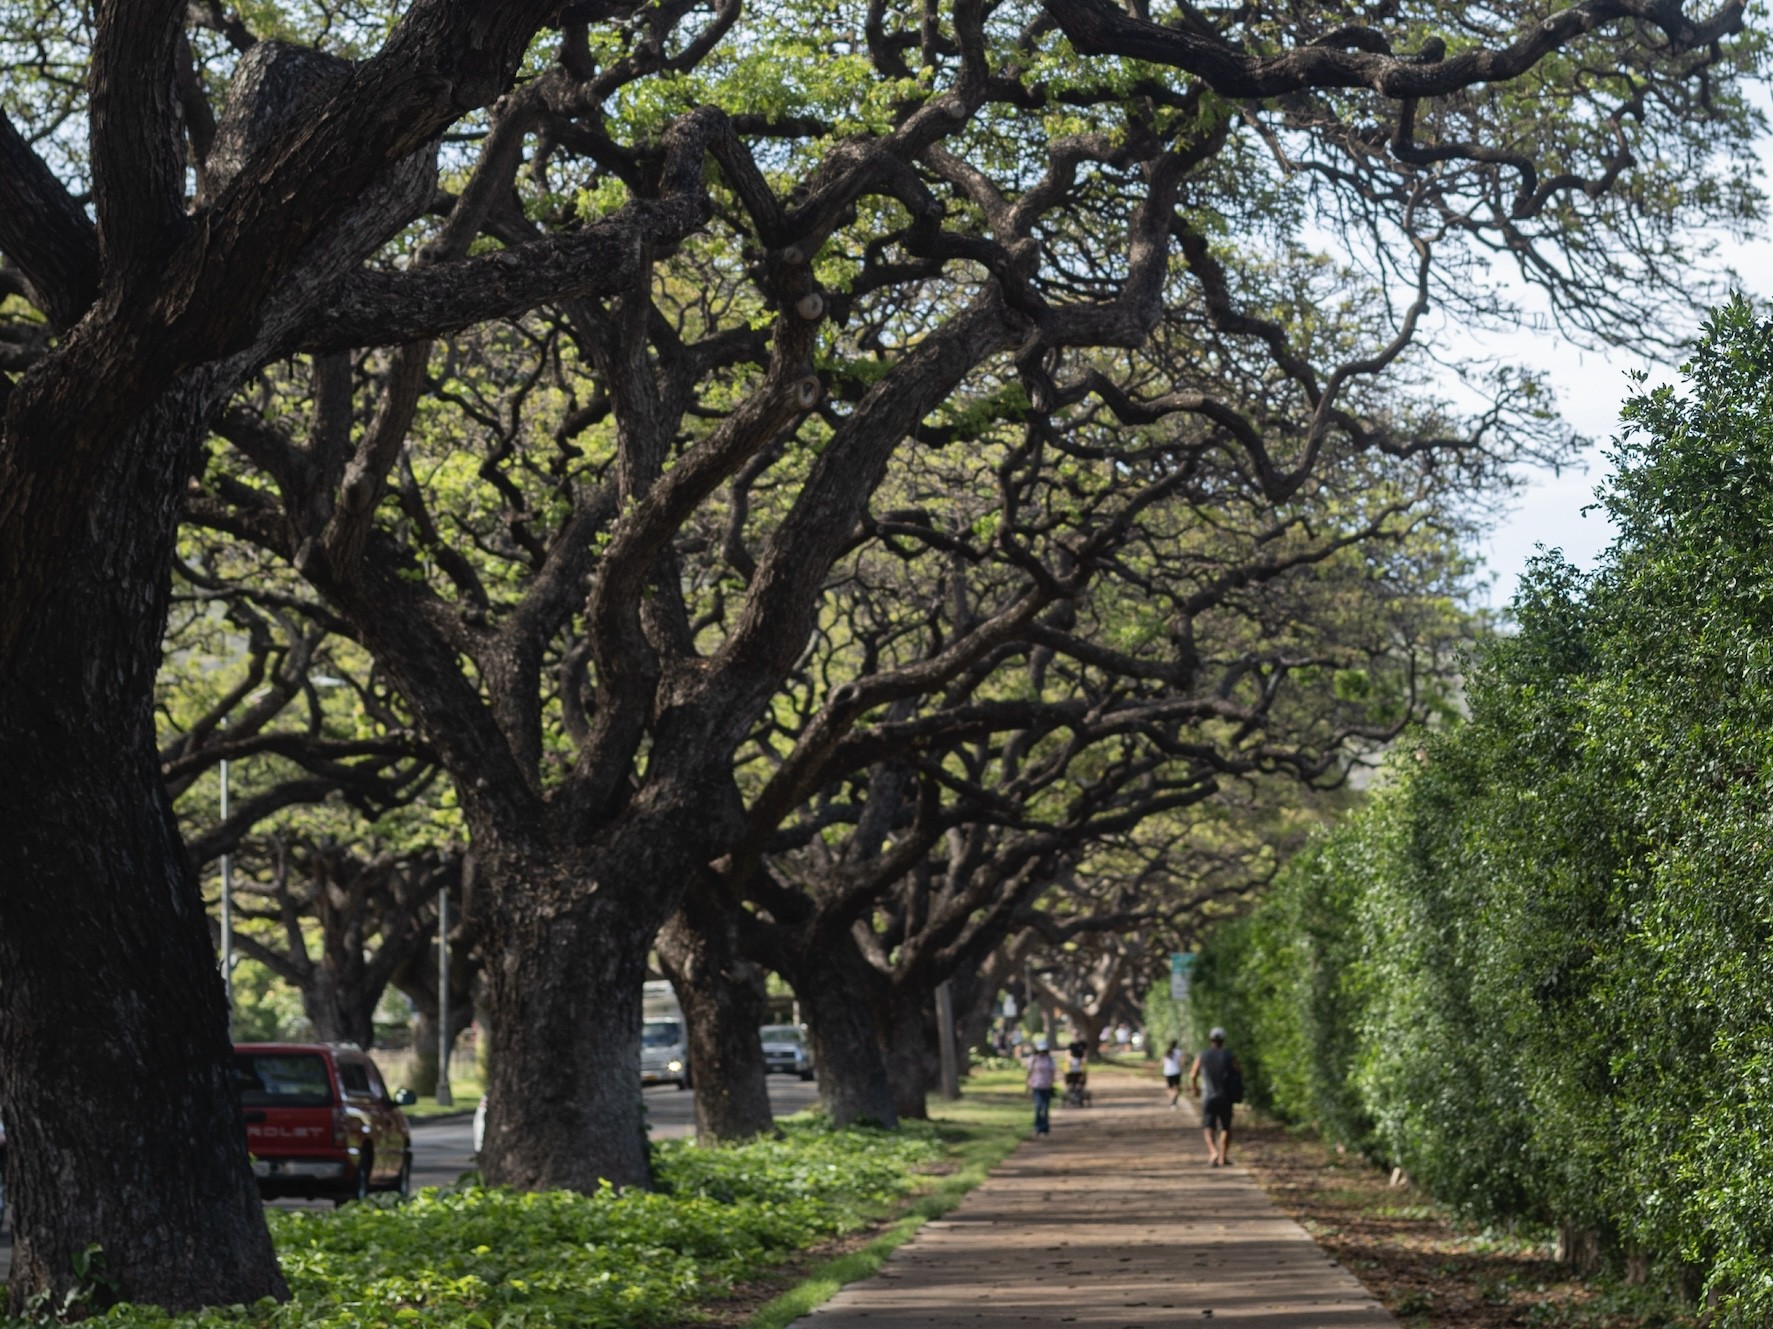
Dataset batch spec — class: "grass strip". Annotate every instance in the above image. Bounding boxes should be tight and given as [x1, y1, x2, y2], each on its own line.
[741, 1073, 1026, 1329]
[397, 1093, 481, 1121]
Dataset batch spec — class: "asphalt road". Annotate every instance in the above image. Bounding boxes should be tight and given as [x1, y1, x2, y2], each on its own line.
[406, 1074, 822, 1187]
[0, 1075, 824, 1282]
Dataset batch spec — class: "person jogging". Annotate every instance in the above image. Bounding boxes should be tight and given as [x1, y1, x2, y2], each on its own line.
[1189, 1027, 1241, 1166]
[1026, 1037, 1057, 1137]
[1161, 1040, 1184, 1108]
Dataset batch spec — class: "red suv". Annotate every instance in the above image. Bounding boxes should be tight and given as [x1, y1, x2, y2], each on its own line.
[233, 1043, 413, 1204]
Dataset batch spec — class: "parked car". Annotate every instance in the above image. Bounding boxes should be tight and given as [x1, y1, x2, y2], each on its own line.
[640, 980, 691, 1090]
[233, 1043, 415, 1205]
[640, 1016, 691, 1089]
[758, 1024, 815, 1080]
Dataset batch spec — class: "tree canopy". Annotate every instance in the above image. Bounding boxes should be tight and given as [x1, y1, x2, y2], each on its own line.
[0, 0, 1763, 1311]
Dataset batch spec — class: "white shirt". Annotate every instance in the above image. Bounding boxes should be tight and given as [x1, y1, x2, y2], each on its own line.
[1161, 1050, 1183, 1076]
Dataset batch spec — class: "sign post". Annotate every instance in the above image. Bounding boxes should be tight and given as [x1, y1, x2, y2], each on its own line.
[1169, 952, 1196, 1003]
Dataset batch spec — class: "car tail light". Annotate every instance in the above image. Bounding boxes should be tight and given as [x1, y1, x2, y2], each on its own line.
[332, 1108, 349, 1148]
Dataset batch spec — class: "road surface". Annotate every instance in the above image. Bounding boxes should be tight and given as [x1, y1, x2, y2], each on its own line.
[407, 1074, 821, 1187]
[0, 1076, 822, 1281]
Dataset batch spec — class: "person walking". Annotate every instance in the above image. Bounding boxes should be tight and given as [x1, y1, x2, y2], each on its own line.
[1026, 1037, 1057, 1137]
[1161, 1040, 1184, 1108]
[1189, 1026, 1241, 1166]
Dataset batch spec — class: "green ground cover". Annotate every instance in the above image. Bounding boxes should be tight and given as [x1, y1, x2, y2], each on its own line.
[742, 1070, 1028, 1329]
[10, 1081, 1026, 1329]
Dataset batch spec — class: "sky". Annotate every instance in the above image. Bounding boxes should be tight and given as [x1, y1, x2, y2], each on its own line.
[1469, 98, 1773, 612]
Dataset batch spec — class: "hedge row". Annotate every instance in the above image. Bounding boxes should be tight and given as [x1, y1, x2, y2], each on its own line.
[1190, 300, 1773, 1323]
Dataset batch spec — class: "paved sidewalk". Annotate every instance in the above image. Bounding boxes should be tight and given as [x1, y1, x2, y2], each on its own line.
[793, 1072, 1394, 1327]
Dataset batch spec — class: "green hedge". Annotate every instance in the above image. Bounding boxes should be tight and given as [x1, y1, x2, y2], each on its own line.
[1189, 300, 1773, 1323]
[28, 1122, 943, 1328]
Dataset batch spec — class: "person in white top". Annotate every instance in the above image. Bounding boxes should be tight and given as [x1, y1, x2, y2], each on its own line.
[1161, 1041, 1184, 1107]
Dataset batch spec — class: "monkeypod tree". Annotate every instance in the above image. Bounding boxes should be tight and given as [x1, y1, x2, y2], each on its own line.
[683, 379, 1483, 1128]
[725, 493, 1470, 1122]
[0, 0, 1757, 1310]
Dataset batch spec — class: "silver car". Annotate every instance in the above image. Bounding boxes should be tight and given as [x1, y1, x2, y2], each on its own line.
[759, 1024, 815, 1080]
[640, 1017, 690, 1090]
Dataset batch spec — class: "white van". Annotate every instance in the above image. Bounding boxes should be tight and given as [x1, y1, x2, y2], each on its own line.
[640, 979, 690, 1090]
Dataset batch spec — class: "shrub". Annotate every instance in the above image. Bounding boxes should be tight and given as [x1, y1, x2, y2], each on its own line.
[1191, 300, 1773, 1324]
[37, 1122, 944, 1329]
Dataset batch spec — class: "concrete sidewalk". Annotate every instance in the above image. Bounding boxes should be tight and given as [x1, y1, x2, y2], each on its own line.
[792, 1072, 1394, 1327]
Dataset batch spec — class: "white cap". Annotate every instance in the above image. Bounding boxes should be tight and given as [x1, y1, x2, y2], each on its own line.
[1034, 1036, 1049, 1050]
[1209, 1027, 1226, 1041]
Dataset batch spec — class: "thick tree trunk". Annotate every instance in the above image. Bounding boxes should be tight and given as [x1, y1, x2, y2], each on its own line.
[475, 849, 655, 1190]
[658, 891, 774, 1143]
[0, 396, 286, 1311]
[788, 935, 899, 1129]
[878, 989, 936, 1121]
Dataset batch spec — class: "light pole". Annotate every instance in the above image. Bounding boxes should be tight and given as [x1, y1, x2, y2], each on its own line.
[219, 755, 234, 1030]
[435, 871, 453, 1107]
[437, 852, 472, 1105]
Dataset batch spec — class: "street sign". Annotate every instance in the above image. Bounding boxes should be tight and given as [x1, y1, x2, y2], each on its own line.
[1169, 952, 1196, 1001]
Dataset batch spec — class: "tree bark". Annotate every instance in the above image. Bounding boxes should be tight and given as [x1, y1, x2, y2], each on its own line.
[474, 847, 655, 1190]
[394, 928, 477, 1096]
[786, 934, 899, 1129]
[405, 1010, 443, 1097]
[300, 967, 379, 1048]
[657, 891, 775, 1143]
[0, 394, 286, 1312]
[878, 988, 936, 1121]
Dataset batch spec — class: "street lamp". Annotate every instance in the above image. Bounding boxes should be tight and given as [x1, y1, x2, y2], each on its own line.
[436, 852, 471, 1107]
[220, 752, 234, 1027]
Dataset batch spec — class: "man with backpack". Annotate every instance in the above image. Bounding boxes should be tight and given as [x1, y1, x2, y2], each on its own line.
[1189, 1026, 1242, 1166]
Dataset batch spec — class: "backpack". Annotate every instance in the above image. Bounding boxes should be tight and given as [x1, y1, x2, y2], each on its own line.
[1226, 1058, 1245, 1105]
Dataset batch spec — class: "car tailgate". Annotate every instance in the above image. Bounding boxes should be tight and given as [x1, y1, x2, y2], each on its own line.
[245, 1105, 335, 1157]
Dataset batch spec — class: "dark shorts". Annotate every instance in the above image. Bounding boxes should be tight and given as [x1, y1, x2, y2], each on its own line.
[1202, 1095, 1234, 1132]
[1165, 1073, 1182, 1088]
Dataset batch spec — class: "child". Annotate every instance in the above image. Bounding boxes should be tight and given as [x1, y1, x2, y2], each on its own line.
[1162, 1040, 1184, 1108]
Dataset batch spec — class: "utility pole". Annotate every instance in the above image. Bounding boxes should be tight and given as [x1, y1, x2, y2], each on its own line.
[935, 981, 960, 1099]
[435, 873, 453, 1106]
[219, 756, 233, 1034]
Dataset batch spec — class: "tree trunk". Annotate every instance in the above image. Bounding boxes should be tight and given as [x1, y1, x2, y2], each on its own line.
[951, 962, 1001, 1067]
[1073, 1009, 1106, 1053]
[657, 891, 774, 1143]
[788, 935, 899, 1129]
[406, 1010, 443, 1097]
[0, 395, 286, 1311]
[395, 944, 477, 1097]
[300, 967, 379, 1048]
[475, 849, 655, 1190]
[878, 988, 936, 1121]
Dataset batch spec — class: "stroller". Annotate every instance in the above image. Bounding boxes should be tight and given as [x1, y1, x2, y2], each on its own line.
[1063, 1040, 1092, 1107]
